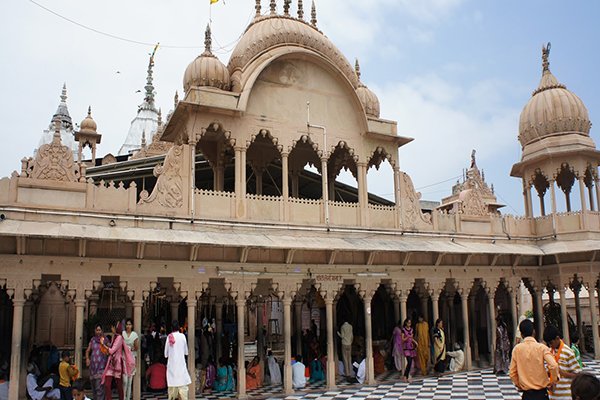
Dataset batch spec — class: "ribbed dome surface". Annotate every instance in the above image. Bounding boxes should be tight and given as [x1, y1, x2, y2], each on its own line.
[183, 25, 231, 93]
[183, 54, 230, 92]
[80, 107, 97, 134]
[518, 58, 591, 147]
[356, 85, 380, 118]
[228, 16, 359, 89]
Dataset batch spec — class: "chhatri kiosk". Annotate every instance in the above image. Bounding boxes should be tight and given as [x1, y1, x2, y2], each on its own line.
[1, 1, 600, 399]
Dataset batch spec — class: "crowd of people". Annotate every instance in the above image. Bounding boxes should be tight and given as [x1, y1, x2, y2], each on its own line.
[3, 313, 599, 400]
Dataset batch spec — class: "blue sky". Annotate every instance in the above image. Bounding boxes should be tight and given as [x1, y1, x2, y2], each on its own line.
[1, 0, 599, 215]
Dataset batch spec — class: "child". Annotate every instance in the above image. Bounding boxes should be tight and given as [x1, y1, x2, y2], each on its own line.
[71, 379, 91, 400]
[59, 351, 78, 400]
[570, 333, 584, 368]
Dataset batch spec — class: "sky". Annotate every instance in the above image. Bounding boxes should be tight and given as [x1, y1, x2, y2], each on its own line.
[1, 0, 599, 216]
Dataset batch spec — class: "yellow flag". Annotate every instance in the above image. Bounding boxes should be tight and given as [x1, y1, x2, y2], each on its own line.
[210, 0, 218, 3]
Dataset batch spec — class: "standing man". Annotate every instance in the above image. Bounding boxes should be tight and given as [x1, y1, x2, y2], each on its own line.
[509, 319, 559, 400]
[337, 321, 353, 377]
[164, 320, 192, 400]
[543, 325, 582, 400]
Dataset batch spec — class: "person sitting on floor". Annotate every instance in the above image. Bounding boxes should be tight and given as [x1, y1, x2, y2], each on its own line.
[145, 358, 167, 392]
[245, 356, 262, 391]
[446, 343, 465, 372]
[27, 362, 61, 400]
[292, 355, 306, 389]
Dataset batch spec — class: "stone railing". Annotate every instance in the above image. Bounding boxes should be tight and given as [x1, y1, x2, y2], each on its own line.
[195, 189, 236, 219]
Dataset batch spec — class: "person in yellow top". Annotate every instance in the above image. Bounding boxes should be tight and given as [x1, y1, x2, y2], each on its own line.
[509, 319, 559, 400]
[415, 315, 430, 376]
[58, 351, 79, 400]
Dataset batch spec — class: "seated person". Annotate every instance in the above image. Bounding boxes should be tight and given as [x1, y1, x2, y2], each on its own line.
[446, 343, 465, 372]
[292, 355, 307, 389]
[309, 357, 325, 382]
[145, 358, 167, 392]
[214, 357, 235, 392]
[355, 356, 366, 384]
[245, 356, 262, 391]
[26, 363, 61, 400]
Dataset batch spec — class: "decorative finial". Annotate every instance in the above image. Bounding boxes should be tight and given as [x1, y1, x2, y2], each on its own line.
[61, 83, 67, 103]
[174, 91, 179, 108]
[542, 42, 551, 73]
[203, 24, 212, 55]
[298, 0, 304, 19]
[283, 0, 291, 16]
[158, 108, 163, 126]
[255, 0, 261, 17]
[470, 149, 476, 168]
[270, 0, 276, 15]
[354, 59, 361, 80]
[310, 0, 317, 26]
[87, 105, 92, 118]
[144, 54, 155, 105]
[141, 129, 147, 148]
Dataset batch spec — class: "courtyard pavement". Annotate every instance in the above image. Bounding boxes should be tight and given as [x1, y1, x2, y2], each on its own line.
[134, 357, 600, 400]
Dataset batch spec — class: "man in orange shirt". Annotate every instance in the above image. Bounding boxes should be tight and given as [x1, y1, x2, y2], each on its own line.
[509, 319, 559, 400]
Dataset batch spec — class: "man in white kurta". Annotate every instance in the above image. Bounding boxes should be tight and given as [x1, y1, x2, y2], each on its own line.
[164, 323, 192, 400]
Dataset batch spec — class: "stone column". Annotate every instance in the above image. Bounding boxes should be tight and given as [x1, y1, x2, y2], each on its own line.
[509, 287, 518, 344]
[469, 295, 479, 363]
[215, 299, 224, 361]
[294, 300, 303, 355]
[487, 287, 496, 360]
[362, 293, 375, 384]
[558, 285, 570, 344]
[236, 298, 247, 398]
[431, 291, 440, 324]
[187, 297, 197, 397]
[235, 146, 247, 218]
[573, 284, 584, 351]
[74, 298, 87, 371]
[459, 289, 472, 370]
[282, 296, 293, 394]
[171, 301, 180, 323]
[579, 176, 587, 212]
[399, 293, 408, 324]
[332, 299, 339, 376]
[595, 179, 600, 214]
[132, 298, 144, 400]
[550, 180, 557, 214]
[534, 287, 544, 341]
[357, 162, 368, 226]
[321, 157, 330, 225]
[393, 296, 400, 324]
[8, 290, 25, 400]
[282, 152, 289, 221]
[324, 297, 336, 389]
[586, 282, 600, 359]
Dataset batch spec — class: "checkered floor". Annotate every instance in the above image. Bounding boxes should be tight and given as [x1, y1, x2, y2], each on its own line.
[133, 356, 600, 400]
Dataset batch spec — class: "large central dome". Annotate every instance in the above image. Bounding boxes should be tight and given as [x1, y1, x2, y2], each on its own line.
[228, 9, 359, 92]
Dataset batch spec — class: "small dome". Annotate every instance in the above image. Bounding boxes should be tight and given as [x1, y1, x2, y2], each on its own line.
[183, 25, 230, 92]
[80, 107, 97, 134]
[518, 44, 591, 147]
[354, 60, 380, 118]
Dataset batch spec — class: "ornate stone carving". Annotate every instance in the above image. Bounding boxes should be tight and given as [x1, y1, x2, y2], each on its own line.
[400, 171, 432, 229]
[28, 122, 79, 182]
[139, 145, 184, 208]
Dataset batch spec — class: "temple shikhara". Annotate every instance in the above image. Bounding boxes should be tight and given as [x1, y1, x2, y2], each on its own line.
[1, 2, 599, 399]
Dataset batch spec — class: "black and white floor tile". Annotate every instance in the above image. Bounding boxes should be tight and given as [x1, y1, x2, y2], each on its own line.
[133, 357, 600, 400]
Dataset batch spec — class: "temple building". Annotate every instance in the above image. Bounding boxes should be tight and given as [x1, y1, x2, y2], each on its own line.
[1, 2, 599, 399]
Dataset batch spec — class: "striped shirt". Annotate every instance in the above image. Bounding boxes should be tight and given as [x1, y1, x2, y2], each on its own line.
[549, 341, 582, 399]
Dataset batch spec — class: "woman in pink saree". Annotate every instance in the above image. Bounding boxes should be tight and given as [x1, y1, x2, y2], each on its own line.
[101, 321, 135, 400]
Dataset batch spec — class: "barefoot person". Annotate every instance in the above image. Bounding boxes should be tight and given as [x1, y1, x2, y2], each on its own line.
[164, 320, 192, 400]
